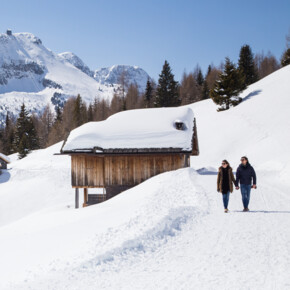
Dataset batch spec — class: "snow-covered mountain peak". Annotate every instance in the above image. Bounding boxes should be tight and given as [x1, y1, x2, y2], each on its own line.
[0, 31, 151, 124]
[58, 51, 93, 77]
[94, 64, 150, 92]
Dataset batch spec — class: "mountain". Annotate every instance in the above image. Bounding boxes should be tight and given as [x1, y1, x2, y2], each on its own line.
[58, 52, 94, 77]
[0, 65, 290, 289]
[0, 31, 150, 124]
[94, 65, 150, 92]
[58, 53, 150, 92]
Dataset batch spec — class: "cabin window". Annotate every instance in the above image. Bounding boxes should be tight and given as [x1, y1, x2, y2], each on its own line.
[175, 121, 185, 130]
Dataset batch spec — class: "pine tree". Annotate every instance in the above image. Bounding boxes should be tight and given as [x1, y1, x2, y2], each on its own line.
[14, 103, 39, 158]
[194, 66, 204, 86]
[207, 65, 212, 77]
[210, 57, 243, 111]
[155, 60, 180, 107]
[201, 80, 210, 100]
[238, 44, 258, 87]
[73, 94, 87, 128]
[281, 48, 290, 67]
[18, 134, 29, 159]
[73, 94, 83, 128]
[3, 112, 15, 155]
[144, 79, 153, 108]
[87, 104, 94, 121]
[55, 106, 62, 122]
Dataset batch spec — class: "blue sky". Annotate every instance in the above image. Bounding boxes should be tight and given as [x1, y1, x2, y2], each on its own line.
[1, 0, 289, 81]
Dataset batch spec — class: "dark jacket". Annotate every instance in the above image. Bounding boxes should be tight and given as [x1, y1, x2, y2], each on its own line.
[235, 163, 256, 186]
[217, 166, 236, 193]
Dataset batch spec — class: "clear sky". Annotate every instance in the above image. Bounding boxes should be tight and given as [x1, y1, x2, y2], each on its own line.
[1, 0, 289, 81]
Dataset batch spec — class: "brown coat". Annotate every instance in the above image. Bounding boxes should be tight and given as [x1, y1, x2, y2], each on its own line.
[217, 166, 236, 193]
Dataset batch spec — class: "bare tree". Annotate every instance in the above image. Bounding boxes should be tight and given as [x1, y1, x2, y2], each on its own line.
[206, 66, 222, 91]
[180, 72, 201, 105]
[118, 69, 129, 100]
[125, 83, 140, 110]
[255, 52, 280, 79]
[110, 93, 123, 115]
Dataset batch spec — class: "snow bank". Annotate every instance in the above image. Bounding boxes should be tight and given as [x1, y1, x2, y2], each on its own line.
[0, 167, 204, 289]
[62, 106, 195, 152]
[0, 152, 11, 163]
[0, 142, 71, 227]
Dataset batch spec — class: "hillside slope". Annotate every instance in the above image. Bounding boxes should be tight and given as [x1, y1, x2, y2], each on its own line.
[0, 65, 290, 289]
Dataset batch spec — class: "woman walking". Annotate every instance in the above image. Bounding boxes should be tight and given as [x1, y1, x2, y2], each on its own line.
[217, 160, 236, 213]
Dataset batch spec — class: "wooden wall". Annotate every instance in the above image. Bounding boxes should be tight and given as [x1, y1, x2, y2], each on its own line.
[71, 154, 189, 188]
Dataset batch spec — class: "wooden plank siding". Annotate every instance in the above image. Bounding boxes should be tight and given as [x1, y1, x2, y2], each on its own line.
[71, 154, 188, 188]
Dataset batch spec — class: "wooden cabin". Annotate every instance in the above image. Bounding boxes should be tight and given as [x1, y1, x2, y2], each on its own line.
[60, 107, 199, 208]
[0, 153, 10, 173]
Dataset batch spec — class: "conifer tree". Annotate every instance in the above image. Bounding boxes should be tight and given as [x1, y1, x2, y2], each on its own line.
[87, 104, 94, 121]
[238, 44, 258, 87]
[14, 103, 39, 158]
[144, 79, 153, 108]
[73, 94, 83, 128]
[73, 94, 87, 128]
[210, 57, 243, 111]
[194, 66, 204, 86]
[3, 112, 15, 155]
[55, 106, 62, 122]
[281, 48, 290, 67]
[202, 80, 210, 100]
[155, 60, 180, 107]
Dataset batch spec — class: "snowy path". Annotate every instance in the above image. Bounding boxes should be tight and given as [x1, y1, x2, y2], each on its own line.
[13, 169, 290, 290]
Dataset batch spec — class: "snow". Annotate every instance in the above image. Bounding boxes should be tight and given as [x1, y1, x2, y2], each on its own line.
[0, 65, 290, 289]
[62, 106, 194, 152]
[0, 153, 11, 163]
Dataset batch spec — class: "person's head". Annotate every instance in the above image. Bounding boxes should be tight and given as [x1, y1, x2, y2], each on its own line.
[240, 156, 249, 165]
[221, 159, 229, 168]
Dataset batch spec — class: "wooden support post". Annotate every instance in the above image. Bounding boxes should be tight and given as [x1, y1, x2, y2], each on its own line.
[184, 154, 190, 167]
[75, 188, 79, 209]
[83, 188, 88, 207]
[103, 157, 106, 201]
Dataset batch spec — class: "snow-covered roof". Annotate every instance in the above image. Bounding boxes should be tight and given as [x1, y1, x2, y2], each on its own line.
[0, 153, 11, 163]
[61, 107, 196, 154]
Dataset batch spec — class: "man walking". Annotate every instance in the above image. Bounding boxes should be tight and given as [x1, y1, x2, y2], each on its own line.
[235, 156, 257, 211]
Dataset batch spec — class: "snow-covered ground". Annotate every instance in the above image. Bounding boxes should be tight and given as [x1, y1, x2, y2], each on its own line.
[0, 65, 290, 289]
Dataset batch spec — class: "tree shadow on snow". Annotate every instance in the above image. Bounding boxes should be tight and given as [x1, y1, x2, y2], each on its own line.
[242, 90, 262, 102]
[197, 168, 218, 175]
[197, 168, 236, 175]
[233, 210, 290, 214]
[0, 170, 11, 184]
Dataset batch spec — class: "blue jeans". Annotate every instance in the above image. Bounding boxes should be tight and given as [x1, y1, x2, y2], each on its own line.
[240, 184, 252, 209]
[222, 192, 230, 209]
